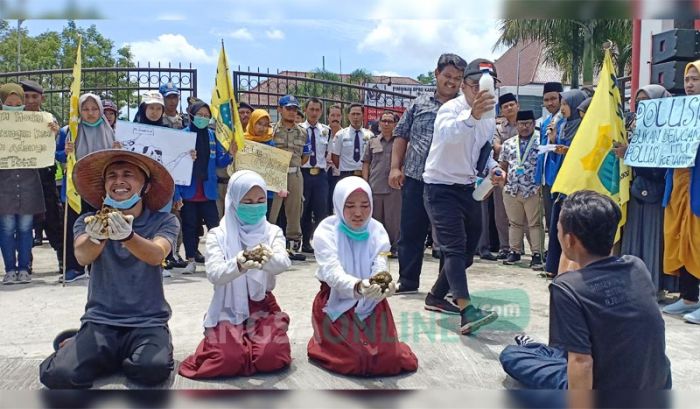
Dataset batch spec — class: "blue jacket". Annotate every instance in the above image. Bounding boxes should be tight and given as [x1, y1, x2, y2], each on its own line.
[175, 127, 232, 201]
[534, 115, 566, 187]
[662, 151, 700, 217]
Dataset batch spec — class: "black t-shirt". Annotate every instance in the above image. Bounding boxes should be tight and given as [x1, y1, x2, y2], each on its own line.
[549, 255, 671, 389]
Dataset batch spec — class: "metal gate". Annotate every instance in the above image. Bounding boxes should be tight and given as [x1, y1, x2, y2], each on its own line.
[0, 63, 197, 124]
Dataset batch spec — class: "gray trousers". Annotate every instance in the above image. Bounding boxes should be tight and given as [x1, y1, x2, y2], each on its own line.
[373, 190, 402, 252]
[478, 187, 509, 253]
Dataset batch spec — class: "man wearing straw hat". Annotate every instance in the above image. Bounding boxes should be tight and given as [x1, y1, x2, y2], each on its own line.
[39, 149, 180, 389]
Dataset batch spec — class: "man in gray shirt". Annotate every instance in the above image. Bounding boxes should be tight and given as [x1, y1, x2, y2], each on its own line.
[40, 150, 180, 389]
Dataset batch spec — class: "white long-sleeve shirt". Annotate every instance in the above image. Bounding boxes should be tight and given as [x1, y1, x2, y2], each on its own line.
[202, 225, 291, 327]
[422, 95, 498, 185]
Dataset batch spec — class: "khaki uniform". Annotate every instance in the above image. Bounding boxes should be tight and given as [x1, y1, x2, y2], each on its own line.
[268, 121, 307, 241]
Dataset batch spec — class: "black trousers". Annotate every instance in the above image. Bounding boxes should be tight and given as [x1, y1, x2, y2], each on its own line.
[397, 177, 431, 290]
[40, 322, 173, 389]
[301, 168, 329, 246]
[424, 183, 482, 300]
[64, 200, 96, 273]
[34, 166, 64, 253]
[680, 267, 700, 302]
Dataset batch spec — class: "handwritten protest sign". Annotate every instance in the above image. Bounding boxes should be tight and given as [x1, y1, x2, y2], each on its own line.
[0, 111, 56, 169]
[624, 95, 700, 168]
[234, 140, 293, 192]
[115, 120, 196, 185]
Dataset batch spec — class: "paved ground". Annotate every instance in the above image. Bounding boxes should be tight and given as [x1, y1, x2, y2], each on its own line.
[1, 242, 698, 390]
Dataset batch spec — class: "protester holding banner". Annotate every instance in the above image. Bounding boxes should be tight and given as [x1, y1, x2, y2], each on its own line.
[268, 95, 308, 261]
[176, 100, 235, 274]
[543, 89, 587, 278]
[56, 93, 119, 283]
[307, 176, 417, 376]
[661, 60, 700, 324]
[179, 170, 292, 379]
[616, 85, 673, 295]
[0, 83, 52, 285]
[243, 108, 277, 216]
[21, 79, 65, 274]
[102, 99, 119, 130]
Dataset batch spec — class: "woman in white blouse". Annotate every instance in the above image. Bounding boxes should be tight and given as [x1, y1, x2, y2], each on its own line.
[307, 176, 418, 376]
[179, 170, 292, 379]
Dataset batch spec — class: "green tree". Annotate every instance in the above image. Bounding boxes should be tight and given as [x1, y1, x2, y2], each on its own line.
[0, 20, 135, 123]
[495, 19, 631, 87]
[416, 71, 436, 85]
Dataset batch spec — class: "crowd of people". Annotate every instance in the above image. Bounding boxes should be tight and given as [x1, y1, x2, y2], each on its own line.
[0, 53, 698, 390]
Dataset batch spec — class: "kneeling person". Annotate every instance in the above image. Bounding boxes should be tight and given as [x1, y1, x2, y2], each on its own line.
[179, 170, 292, 378]
[40, 150, 180, 389]
[307, 177, 418, 376]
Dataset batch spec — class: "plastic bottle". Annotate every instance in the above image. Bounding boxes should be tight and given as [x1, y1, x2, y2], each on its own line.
[478, 66, 496, 119]
[472, 169, 502, 201]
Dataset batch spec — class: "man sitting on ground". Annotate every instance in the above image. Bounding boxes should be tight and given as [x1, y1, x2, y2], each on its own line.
[499, 190, 671, 389]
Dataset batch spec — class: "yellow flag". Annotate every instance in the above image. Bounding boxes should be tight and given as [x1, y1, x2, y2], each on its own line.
[65, 37, 82, 214]
[551, 49, 631, 242]
[211, 41, 245, 151]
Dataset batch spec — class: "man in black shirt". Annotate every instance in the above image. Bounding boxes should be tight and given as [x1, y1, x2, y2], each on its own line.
[499, 190, 671, 389]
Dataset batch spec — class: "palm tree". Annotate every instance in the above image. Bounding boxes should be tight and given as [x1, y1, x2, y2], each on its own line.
[495, 19, 631, 87]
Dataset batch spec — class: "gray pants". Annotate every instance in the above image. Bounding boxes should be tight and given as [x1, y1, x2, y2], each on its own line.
[478, 187, 509, 253]
[373, 190, 401, 252]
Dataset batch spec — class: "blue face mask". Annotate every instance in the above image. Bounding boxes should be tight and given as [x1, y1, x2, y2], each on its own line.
[104, 192, 142, 210]
[2, 105, 25, 111]
[192, 115, 210, 129]
[82, 117, 104, 127]
[237, 203, 267, 225]
[339, 220, 370, 241]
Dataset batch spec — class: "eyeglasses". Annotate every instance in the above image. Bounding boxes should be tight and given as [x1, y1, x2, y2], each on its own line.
[463, 82, 479, 92]
[516, 121, 534, 127]
[380, 119, 395, 124]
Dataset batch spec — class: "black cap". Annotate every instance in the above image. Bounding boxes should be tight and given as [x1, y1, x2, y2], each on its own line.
[238, 102, 254, 111]
[498, 93, 517, 107]
[463, 58, 498, 81]
[20, 79, 43, 94]
[516, 110, 535, 121]
[543, 82, 563, 95]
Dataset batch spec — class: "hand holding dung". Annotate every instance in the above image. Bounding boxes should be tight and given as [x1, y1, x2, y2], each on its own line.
[236, 244, 272, 271]
[84, 216, 109, 244]
[357, 279, 384, 301]
[107, 212, 134, 241]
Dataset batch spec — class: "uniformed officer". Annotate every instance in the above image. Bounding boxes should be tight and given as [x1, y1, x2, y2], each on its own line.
[331, 103, 373, 179]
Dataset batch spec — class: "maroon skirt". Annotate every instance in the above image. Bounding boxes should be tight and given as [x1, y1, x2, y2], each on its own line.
[179, 292, 291, 379]
[307, 283, 418, 376]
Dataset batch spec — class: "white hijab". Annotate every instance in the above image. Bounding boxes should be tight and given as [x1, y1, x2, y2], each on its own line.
[313, 176, 390, 321]
[207, 170, 273, 326]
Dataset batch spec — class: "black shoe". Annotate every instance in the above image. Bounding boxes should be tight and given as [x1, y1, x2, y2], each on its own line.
[53, 329, 79, 352]
[173, 253, 188, 268]
[395, 283, 419, 294]
[503, 251, 521, 265]
[431, 249, 441, 259]
[424, 293, 461, 315]
[460, 305, 498, 335]
[163, 255, 177, 270]
[388, 251, 398, 259]
[194, 250, 205, 263]
[479, 251, 497, 261]
[287, 249, 307, 261]
[530, 253, 544, 271]
[496, 249, 510, 260]
[301, 243, 314, 253]
[33, 238, 43, 247]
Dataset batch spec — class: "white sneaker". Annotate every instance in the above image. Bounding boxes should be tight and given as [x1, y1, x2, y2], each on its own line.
[162, 269, 172, 278]
[16, 270, 31, 284]
[683, 307, 700, 324]
[182, 261, 196, 275]
[2, 271, 17, 285]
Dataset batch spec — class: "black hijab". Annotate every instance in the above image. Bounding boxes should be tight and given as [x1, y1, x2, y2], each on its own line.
[189, 101, 212, 181]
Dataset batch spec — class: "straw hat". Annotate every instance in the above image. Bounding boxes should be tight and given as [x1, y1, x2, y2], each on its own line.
[72, 149, 174, 211]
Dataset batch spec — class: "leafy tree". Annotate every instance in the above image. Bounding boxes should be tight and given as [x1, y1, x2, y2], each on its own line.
[495, 19, 631, 87]
[417, 71, 436, 85]
[0, 20, 136, 123]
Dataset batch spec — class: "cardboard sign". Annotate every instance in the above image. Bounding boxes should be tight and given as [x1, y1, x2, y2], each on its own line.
[0, 111, 56, 169]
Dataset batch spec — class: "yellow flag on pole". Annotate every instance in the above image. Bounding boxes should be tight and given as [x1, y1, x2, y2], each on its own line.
[65, 37, 82, 214]
[211, 40, 245, 151]
[551, 49, 631, 242]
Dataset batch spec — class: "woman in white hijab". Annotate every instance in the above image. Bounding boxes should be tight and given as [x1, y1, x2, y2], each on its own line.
[307, 176, 418, 376]
[179, 170, 292, 379]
